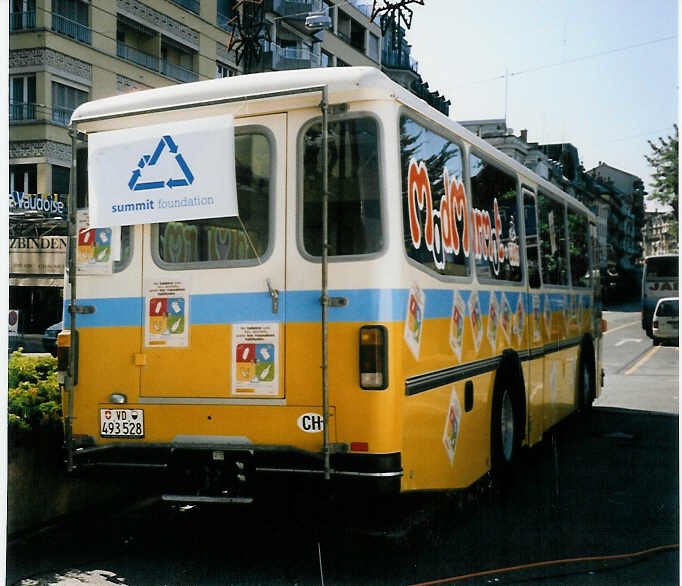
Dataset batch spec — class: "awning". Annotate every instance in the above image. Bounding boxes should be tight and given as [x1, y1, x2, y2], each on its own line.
[9, 276, 64, 287]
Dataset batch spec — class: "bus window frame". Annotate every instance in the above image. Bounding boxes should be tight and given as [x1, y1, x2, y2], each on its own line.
[297, 110, 388, 264]
[468, 148, 525, 287]
[536, 189, 571, 290]
[567, 203, 592, 290]
[150, 124, 277, 271]
[397, 107, 473, 284]
[521, 185, 543, 290]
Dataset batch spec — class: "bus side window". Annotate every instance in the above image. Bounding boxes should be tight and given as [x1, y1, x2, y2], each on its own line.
[523, 191, 541, 288]
[538, 192, 568, 286]
[568, 209, 590, 287]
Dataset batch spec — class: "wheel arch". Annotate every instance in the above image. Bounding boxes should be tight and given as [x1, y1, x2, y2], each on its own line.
[492, 349, 527, 442]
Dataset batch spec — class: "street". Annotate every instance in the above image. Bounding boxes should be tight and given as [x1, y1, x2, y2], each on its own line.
[6, 302, 679, 585]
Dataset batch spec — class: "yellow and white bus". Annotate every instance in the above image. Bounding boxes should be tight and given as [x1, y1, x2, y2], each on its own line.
[61, 67, 602, 502]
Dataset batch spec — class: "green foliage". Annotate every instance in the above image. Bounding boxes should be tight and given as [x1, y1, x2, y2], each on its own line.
[8, 351, 61, 431]
[646, 125, 678, 216]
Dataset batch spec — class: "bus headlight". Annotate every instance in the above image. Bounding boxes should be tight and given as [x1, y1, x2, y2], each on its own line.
[359, 325, 388, 390]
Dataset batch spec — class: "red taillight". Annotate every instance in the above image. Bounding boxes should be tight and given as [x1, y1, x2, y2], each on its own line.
[359, 325, 388, 390]
[350, 442, 369, 452]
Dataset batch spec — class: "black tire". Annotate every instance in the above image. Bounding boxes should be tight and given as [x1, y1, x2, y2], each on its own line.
[490, 384, 520, 484]
[577, 347, 595, 413]
[653, 337, 660, 346]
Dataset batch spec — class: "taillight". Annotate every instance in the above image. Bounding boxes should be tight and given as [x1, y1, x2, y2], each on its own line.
[653, 320, 659, 328]
[57, 330, 71, 384]
[359, 325, 388, 390]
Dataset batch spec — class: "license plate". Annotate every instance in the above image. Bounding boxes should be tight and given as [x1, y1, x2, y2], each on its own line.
[100, 408, 144, 438]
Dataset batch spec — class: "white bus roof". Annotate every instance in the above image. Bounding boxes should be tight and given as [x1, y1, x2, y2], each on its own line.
[71, 66, 593, 218]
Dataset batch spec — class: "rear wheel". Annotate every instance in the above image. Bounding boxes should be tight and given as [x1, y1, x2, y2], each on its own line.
[491, 385, 520, 484]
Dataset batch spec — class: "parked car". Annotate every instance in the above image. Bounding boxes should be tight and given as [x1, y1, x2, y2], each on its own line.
[42, 321, 63, 355]
[652, 298, 679, 346]
[8, 333, 25, 355]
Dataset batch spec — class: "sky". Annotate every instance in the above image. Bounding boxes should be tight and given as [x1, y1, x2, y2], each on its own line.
[403, 0, 678, 211]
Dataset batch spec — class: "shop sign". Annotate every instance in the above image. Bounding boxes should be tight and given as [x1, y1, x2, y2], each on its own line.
[9, 192, 67, 215]
[9, 236, 68, 275]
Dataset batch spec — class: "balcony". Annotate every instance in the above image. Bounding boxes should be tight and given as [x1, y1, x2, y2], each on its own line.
[9, 102, 37, 122]
[52, 13, 92, 44]
[170, 0, 200, 14]
[117, 42, 159, 71]
[10, 11, 36, 31]
[264, 44, 321, 71]
[52, 106, 74, 126]
[266, 0, 322, 33]
[161, 60, 199, 83]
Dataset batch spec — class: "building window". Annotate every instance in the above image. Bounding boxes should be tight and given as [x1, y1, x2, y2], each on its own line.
[321, 50, 332, 68]
[216, 62, 237, 78]
[52, 165, 70, 195]
[10, 75, 36, 121]
[368, 33, 379, 62]
[52, 0, 91, 44]
[52, 81, 88, 126]
[10, 0, 36, 30]
[10, 164, 38, 194]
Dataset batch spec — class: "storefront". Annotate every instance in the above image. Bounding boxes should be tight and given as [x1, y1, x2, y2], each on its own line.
[9, 193, 68, 334]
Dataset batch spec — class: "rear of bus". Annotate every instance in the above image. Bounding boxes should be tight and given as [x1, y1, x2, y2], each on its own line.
[61, 70, 404, 503]
[642, 255, 679, 336]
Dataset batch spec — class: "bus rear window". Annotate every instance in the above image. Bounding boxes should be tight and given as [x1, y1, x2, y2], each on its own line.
[646, 258, 678, 280]
[155, 132, 271, 265]
[301, 116, 383, 257]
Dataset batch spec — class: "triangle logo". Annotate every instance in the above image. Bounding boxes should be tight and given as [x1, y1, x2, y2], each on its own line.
[128, 135, 195, 191]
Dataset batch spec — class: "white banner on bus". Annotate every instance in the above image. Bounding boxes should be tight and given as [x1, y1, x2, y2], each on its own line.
[88, 115, 238, 227]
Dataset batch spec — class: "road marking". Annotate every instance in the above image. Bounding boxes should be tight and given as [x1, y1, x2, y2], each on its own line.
[614, 338, 643, 346]
[604, 320, 639, 335]
[624, 346, 661, 376]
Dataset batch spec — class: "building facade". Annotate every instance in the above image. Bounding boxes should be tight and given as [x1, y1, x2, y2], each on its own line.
[9, 0, 450, 334]
[642, 211, 678, 257]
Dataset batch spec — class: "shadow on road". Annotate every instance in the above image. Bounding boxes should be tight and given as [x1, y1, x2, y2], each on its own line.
[7, 408, 679, 585]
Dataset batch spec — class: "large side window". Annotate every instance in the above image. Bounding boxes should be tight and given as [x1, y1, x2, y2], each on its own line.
[523, 190, 541, 288]
[538, 192, 568, 286]
[302, 116, 382, 257]
[156, 132, 271, 264]
[400, 116, 469, 277]
[469, 153, 522, 282]
[568, 208, 590, 287]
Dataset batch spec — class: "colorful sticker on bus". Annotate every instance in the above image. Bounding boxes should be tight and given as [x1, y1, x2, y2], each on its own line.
[487, 292, 499, 350]
[449, 290, 465, 362]
[76, 209, 120, 275]
[543, 294, 552, 339]
[405, 285, 425, 359]
[514, 294, 525, 344]
[532, 294, 541, 342]
[145, 279, 189, 347]
[469, 291, 483, 354]
[500, 293, 512, 344]
[232, 323, 279, 395]
[442, 386, 462, 466]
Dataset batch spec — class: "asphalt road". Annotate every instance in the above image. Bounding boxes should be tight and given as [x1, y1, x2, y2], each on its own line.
[6, 302, 679, 585]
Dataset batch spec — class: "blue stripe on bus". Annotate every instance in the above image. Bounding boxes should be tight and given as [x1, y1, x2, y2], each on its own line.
[64, 288, 591, 328]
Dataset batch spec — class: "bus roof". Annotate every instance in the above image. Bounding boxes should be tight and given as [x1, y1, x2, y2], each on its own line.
[71, 66, 594, 218]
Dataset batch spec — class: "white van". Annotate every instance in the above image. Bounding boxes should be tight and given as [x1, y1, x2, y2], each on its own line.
[652, 297, 679, 345]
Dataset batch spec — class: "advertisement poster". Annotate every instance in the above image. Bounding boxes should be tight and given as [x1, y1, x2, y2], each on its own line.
[232, 323, 279, 396]
[514, 294, 525, 344]
[468, 290, 483, 354]
[144, 279, 189, 347]
[532, 295, 541, 342]
[500, 293, 513, 344]
[487, 292, 500, 350]
[404, 285, 425, 359]
[88, 115, 238, 228]
[77, 209, 120, 275]
[543, 294, 553, 339]
[442, 386, 462, 466]
[449, 290, 465, 362]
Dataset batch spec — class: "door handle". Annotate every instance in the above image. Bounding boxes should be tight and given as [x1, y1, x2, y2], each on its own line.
[266, 279, 279, 314]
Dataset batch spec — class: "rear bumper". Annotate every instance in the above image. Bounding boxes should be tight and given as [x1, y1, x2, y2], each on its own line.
[70, 438, 402, 497]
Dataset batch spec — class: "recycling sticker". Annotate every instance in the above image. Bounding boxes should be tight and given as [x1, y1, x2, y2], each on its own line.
[232, 323, 280, 396]
[88, 115, 238, 228]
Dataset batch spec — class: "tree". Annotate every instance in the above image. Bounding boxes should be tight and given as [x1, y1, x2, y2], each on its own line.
[645, 125, 678, 215]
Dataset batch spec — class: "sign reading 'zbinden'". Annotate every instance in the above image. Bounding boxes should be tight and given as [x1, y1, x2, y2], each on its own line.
[87, 115, 238, 228]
